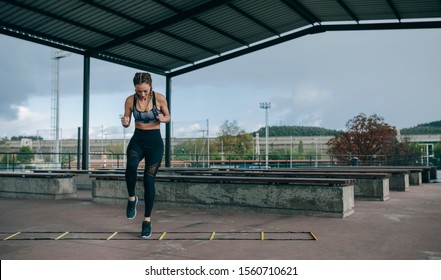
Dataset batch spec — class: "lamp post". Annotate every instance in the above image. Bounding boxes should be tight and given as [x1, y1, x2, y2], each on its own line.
[259, 102, 271, 169]
[51, 50, 70, 167]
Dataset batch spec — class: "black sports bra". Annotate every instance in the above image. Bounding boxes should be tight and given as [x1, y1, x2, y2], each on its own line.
[132, 91, 162, 124]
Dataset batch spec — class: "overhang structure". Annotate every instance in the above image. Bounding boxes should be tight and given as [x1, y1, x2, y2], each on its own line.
[1, 0, 441, 168]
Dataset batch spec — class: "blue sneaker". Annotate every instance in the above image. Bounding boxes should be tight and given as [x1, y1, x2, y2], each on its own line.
[126, 196, 138, 219]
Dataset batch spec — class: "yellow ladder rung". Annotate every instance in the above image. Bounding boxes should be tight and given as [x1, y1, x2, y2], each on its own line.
[107, 232, 118, 240]
[4, 232, 21, 241]
[209, 232, 216, 240]
[55, 232, 70, 240]
[159, 232, 167, 240]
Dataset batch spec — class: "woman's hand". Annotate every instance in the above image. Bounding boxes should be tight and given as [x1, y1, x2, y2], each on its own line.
[156, 114, 168, 123]
[121, 116, 130, 127]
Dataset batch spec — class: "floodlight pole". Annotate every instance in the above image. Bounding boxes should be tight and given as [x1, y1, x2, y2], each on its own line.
[259, 102, 271, 169]
[51, 50, 70, 167]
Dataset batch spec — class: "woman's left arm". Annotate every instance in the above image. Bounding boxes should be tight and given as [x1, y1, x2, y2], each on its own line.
[156, 93, 171, 123]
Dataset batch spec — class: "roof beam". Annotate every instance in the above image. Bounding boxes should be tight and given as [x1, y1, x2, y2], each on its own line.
[96, 52, 168, 74]
[3, 0, 115, 39]
[91, 0, 234, 52]
[227, 3, 280, 35]
[281, 0, 321, 25]
[191, 17, 249, 45]
[159, 30, 219, 55]
[4, 0, 192, 65]
[153, 0, 248, 46]
[169, 25, 325, 77]
[81, 0, 218, 55]
[386, 0, 402, 22]
[169, 20, 441, 77]
[1, 22, 86, 55]
[335, 0, 359, 23]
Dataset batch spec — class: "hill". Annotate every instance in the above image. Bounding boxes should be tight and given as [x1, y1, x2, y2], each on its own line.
[251, 120, 441, 137]
[252, 125, 342, 137]
[400, 120, 441, 135]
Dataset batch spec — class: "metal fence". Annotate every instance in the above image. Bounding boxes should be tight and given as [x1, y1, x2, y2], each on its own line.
[0, 152, 431, 172]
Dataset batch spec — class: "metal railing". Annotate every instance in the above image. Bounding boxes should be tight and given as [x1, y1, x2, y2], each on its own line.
[0, 152, 432, 172]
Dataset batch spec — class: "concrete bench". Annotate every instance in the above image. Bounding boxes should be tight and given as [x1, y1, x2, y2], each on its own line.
[91, 174, 355, 218]
[0, 172, 77, 199]
[239, 167, 410, 192]
[32, 169, 128, 190]
[175, 170, 390, 201]
[281, 166, 420, 185]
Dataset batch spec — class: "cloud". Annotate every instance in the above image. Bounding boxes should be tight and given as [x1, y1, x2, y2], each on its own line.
[293, 86, 331, 107]
[0, 105, 49, 137]
[270, 84, 333, 127]
[173, 122, 205, 138]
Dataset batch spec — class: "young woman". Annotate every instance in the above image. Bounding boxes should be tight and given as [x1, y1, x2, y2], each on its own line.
[121, 72, 170, 238]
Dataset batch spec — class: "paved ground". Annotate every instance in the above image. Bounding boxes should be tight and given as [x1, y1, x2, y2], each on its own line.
[1, 173, 441, 260]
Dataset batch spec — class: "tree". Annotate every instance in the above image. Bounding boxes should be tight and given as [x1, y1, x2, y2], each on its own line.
[17, 146, 34, 164]
[215, 120, 253, 157]
[327, 113, 421, 164]
[298, 140, 304, 158]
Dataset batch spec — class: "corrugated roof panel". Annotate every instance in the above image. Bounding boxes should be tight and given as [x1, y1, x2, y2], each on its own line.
[161, 0, 212, 12]
[343, 0, 395, 21]
[299, 0, 353, 22]
[34, 22, 111, 48]
[164, 19, 243, 54]
[134, 32, 213, 63]
[396, 0, 441, 19]
[0, 1, 52, 28]
[1, 8, 43, 28]
[26, 0, 84, 15]
[235, 0, 309, 35]
[2, 0, 441, 75]
[107, 0, 178, 25]
[197, 5, 274, 44]
[60, 5, 141, 37]
[109, 42, 183, 69]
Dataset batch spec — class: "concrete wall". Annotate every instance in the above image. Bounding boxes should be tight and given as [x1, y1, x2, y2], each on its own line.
[389, 173, 410, 191]
[354, 178, 389, 201]
[93, 179, 355, 218]
[0, 177, 77, 199]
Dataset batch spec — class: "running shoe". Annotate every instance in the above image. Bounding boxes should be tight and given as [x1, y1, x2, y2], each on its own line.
[126, 196, 138, 219]
[140, 221, 152, 239]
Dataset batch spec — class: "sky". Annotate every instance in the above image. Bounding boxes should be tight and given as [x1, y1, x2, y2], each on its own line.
[1, 28, 440, 140]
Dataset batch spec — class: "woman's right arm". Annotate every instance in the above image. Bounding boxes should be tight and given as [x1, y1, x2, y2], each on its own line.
[121, 95, 133, 127]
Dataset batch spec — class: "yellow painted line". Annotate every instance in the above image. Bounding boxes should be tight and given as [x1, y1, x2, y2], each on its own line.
[159, 232, 167, 241]
[4, 232, 21, 241]
[310, 232, 318, 241]
[261, 231, 265, 241]
[107, 232, 118, 240]
[209, 232, 216, 240]
[55, 232, 70, 240]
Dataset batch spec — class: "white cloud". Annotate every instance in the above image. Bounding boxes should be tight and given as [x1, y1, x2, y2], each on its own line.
[173, 122, 204, 138]
[0, 105, 50, 137]
[293, 85, 332, 107]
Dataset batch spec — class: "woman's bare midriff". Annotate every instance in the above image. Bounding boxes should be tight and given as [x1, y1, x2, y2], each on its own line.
[135, 123, 161, 130]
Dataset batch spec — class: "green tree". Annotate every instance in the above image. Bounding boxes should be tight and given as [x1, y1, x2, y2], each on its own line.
[298, 140, 304, 157]
[216, 120, 253, 158]
[16, 146, 34, 164]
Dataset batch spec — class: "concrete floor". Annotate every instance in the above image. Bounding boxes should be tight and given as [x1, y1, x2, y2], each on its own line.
[1, 174, 441, 260]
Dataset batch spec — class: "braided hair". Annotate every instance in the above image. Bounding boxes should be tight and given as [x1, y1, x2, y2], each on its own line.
[133, 72, 152, 87]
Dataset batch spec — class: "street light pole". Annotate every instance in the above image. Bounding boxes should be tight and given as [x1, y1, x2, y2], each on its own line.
[259, 102, 271, 169]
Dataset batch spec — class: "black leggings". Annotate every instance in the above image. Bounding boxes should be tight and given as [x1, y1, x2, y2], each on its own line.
[125, 129, 163, 217]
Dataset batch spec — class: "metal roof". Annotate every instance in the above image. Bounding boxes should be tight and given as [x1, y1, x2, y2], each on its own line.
[1, 0, 441, 77]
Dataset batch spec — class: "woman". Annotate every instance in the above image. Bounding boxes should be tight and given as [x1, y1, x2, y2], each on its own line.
[121, 72, 170, 239]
